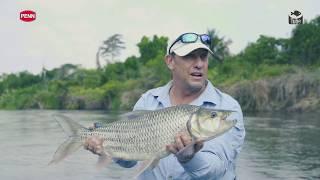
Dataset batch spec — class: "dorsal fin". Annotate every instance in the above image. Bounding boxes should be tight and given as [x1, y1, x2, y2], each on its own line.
[119, 110, 151, 120]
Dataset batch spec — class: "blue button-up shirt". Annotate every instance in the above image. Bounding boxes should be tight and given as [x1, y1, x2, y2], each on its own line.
[117, 80, 245, 180]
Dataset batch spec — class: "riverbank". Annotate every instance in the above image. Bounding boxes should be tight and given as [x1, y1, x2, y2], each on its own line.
[225, 68, 320, 112]
[1, 68, 319, 113]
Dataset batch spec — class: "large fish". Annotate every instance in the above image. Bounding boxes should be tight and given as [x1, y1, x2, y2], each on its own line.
[50, 104, 236, 175]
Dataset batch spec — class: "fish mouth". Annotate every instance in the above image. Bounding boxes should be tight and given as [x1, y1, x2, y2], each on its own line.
[220, 111, 237, 126]
[221, 113, 230, 121]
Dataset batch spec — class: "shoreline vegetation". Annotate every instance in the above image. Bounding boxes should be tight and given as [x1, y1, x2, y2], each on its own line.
[1, 16, 319, 113]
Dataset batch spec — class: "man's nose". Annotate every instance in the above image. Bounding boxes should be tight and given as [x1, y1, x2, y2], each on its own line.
[194, 56, 204, 69]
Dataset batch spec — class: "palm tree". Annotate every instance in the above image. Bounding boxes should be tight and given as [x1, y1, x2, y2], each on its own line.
[96, 34, 125, 68]
[207, 29, 231, 63]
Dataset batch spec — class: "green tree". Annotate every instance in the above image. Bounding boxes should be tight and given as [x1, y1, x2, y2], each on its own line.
[123, 56, 141, 79]
[45, 64, 80, 80]
[0, 82, 3, 95]
[71, 69, 103, 88]
[288, 16, 320, 65]
[49, 80, 69, 109]
[240, 35, 284, 65]
[102, 62, 126, 82]
[137, 35, 168, 64]
[1, 71, 41, 90]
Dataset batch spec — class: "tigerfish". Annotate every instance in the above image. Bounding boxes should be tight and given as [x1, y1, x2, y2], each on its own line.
[49, 104, 236, 176]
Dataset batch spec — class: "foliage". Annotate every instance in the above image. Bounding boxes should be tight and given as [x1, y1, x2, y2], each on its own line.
[33, 90, 60, 109]
[1, 16, 319, 110]
[0, 85, 39, 109]
[0, 71, 41, 91]
[137, 35, 168, 64]
[288, 16, 320, 65]
[239, 35, 286, 65]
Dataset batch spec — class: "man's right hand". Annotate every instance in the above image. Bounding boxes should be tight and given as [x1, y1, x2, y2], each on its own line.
[84, 127, 104, 156]
[83, 123, 105, 155]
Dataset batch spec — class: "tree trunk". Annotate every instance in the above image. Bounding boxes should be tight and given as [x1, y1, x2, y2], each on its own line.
[96, 50, 101, 70]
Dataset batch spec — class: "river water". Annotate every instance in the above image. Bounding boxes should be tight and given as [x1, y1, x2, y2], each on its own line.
[0, 110, 319, 180]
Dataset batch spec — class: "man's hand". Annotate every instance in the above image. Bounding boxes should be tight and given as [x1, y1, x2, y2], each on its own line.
[84, 135, 104, 155]
[84, 123, 104, 156]
[166, 133, 204, 163]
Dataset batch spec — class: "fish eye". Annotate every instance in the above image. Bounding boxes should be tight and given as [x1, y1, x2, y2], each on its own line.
[211, 112, 217, 118]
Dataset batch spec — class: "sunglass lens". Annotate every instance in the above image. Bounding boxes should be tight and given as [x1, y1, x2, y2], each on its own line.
[181, 33, 198, 43]
[201, 35, 211, 45]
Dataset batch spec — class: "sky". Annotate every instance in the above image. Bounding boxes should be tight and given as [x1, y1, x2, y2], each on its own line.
[0, 0, 319, 75]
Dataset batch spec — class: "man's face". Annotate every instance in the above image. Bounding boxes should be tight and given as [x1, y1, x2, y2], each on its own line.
[168, 49, 209, 92]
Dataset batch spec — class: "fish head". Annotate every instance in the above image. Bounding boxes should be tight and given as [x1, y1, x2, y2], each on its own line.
[187, 108, 237, 140]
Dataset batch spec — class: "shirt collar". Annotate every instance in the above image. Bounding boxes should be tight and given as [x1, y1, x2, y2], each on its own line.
[190, 81, 218, 106]
[150, 80, 219, 107]
[149, 81, 172, 107]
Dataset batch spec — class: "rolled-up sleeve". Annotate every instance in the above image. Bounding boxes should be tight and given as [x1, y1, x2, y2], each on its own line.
[181, 151, 226, 179]
[114, 158, 137, 168]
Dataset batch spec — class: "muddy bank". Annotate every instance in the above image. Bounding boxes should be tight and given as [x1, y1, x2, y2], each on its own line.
[225, 70, 320, 112]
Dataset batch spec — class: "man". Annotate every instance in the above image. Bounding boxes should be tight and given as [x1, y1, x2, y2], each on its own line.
[85, 32, 245, 179]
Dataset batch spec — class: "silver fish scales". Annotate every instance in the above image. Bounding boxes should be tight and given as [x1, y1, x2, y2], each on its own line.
[79, 105, 199, 160]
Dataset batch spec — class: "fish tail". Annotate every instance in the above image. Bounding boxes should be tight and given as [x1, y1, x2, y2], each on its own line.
[49, 114, 86, 165]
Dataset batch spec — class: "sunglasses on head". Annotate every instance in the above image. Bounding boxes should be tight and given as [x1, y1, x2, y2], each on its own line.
[168, 33, 211, 54]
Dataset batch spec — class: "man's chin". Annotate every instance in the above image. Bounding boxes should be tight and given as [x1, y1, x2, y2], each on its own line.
[187, 80, 206, 92]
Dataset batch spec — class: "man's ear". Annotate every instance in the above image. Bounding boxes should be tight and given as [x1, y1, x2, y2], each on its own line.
[165, 55, 174, 70]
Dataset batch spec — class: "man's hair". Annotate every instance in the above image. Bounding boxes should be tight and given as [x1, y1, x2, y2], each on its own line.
[169, 52, 176, 57]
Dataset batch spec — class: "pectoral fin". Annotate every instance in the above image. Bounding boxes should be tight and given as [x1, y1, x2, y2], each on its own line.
[133, 158, 160, 179]
[96, 151, 112, 170]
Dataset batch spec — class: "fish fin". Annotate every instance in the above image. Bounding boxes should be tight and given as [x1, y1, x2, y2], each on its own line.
[49, 114, 85, 165]
[53, 114, 86, 137]
[133, 158, 160, 178]
[96, 151, 112, 170]
[120, 110, 151, 120]
[49, 137, 82, 165]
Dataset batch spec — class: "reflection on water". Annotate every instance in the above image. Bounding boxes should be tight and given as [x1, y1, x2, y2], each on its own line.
[0, 110, 319, 179]
[237, 112, 320, 179]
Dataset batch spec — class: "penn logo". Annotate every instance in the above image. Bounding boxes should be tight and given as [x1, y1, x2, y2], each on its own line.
[20, 10, 36, 22]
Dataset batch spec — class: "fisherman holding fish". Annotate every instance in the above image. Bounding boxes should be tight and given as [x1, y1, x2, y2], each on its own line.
[81, 32, 245, 179]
